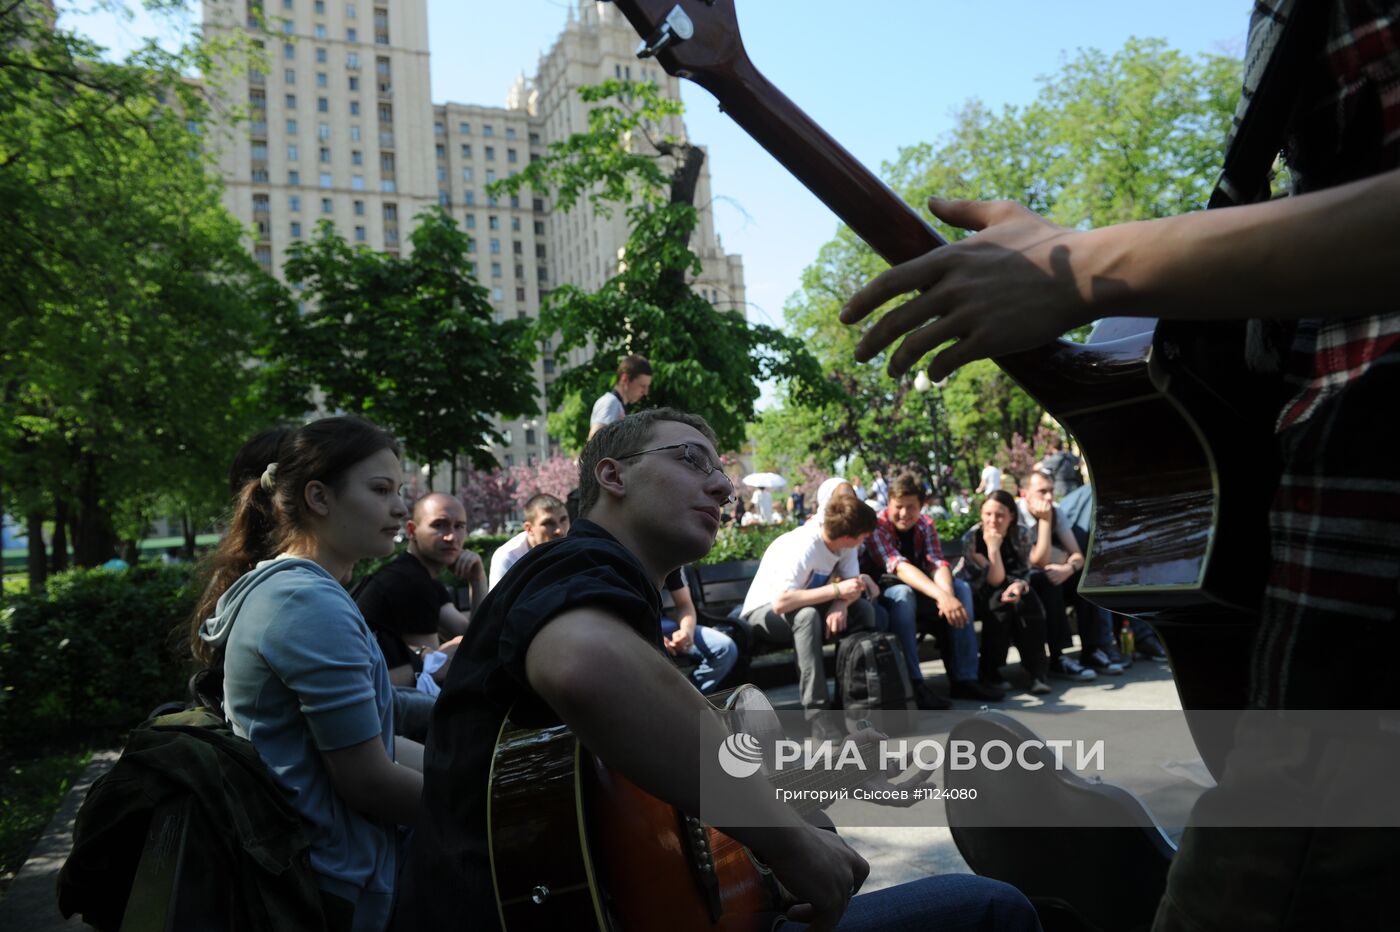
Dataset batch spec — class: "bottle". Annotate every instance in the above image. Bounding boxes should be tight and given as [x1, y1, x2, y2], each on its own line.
[1120, 625, 1136, 659]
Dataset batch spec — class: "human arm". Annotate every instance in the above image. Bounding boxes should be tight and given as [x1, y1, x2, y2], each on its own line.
[1041, 514, 1085, 585]
[663, 584, 698, 655]
[320, 736, 423, 825]
[1024, 501, 1055, 569]
[526, 609, 867, 928]
[842, 169, 1400, 381]
[449, 549, 487, 618]
[771, 577, 864, 614]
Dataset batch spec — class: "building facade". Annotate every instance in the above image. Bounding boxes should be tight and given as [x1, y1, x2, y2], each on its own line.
[201, 0, 745, 475]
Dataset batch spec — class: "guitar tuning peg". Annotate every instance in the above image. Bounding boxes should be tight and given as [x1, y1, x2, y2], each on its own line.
[635, 5, 695, 59]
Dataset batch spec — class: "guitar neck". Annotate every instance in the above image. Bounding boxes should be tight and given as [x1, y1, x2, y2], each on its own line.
[689, 58, 946, 266]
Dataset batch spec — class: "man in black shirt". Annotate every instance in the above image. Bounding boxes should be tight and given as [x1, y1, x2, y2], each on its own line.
[394, 409, 1039, 931]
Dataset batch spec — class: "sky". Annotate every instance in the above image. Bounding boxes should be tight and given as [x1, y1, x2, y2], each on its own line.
[65, 0, 1250, 346]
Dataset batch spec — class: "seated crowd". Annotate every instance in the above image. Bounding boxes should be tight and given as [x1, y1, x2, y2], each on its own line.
[184, 407, 1147, 930]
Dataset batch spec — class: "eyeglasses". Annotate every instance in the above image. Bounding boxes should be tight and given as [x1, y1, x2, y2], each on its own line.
[615, 442, 736, 504]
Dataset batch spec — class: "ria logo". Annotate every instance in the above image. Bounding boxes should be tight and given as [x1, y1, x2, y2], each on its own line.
[717, 732, 764, 778]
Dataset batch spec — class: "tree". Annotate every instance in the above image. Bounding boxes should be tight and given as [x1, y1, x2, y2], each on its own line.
[507, 454, 577, 509]
[0, 1, 292, 583]
[266, 209, 541, 474]
[490, 80, 832, 454]
[457, 467, 516, 534]
[763, 38, 1241, 484]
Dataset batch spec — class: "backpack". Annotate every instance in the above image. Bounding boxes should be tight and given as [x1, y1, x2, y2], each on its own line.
[835, 631, 916, 713]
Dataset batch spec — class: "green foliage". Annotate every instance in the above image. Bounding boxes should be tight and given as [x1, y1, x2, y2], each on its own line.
[935, 511, 980, 545]
[0, 1, 294, 567]
[764, 38, 1242, 483]
[490, 81, 832, 454]
[0, 565, 196, 749]
[267, 209, 541, 469]
[698, 525, 787, 565]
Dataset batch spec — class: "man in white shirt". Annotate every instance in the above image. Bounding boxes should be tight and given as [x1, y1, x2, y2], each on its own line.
[976, 459, 1002, 494]
[588, 354, 653, 440]
[1016, 469, 1121, 678]
[487, 493, 571, 589]
[740, 490, 880, 713]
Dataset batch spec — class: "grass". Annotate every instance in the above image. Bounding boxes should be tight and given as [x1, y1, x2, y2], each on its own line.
[0, 574, 29, 597]
[0, 746, 93, 895]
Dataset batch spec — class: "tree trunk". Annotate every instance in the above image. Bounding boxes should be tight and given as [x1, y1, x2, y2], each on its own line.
[182, 512, 196, 559]
[51, 497, 69, 572]
[73, 452, 118, 566]
[26, 509, 47, 591]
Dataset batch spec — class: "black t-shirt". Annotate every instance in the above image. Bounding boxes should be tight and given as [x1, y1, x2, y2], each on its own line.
[393, 519, 661, 932]
[354, 551, 449, 669]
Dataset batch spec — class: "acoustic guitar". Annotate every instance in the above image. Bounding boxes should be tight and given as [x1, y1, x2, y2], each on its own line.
[607, 0, 1281, 715]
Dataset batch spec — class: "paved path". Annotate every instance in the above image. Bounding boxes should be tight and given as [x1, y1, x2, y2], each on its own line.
[1, 649, 1183, 928]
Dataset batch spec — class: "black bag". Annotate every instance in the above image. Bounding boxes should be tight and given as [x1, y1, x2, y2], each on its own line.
[835, 631, 916, 712]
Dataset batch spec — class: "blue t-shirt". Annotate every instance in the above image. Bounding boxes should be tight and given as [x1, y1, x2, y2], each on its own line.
[204, 557, 397, 932]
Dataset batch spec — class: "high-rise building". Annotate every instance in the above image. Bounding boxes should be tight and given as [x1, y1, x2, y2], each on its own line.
[201, 0, 745, 474]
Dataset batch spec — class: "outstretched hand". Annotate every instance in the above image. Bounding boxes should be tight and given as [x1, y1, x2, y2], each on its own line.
[841, 197, 1107, 381]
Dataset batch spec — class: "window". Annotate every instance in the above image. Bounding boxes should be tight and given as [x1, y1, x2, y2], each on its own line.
[350, 124, 361, 141]
[489, 238, 500, 254]
[377, 57, 391, 75]
[509, 194, 519, 209]
[485, 169, 496, 183]
[289, 194, 301, 211]
[505, 127, 516, 140]
[284, 68, 295, 83]
[458, 121, 470, 134]
[529, 132, 540, 144]
[316, 72, 327, 87]
[314, 23, 326, 38]
[512, 240, 522, 254]
[466, 240, 476, 253]
[438, 191, 450, 206]
[533, 220, 544, 235]
[353, 199, 364, 215]
[460, 144, 472, 158]
[348, 76, 359, 90]
[378, 103, 392, 121]
[482, 124, 493, 137]
[464, 214, 475, 229]
[288, 169, 301, 184]
[514, 263, 524, 279]
[462, 167, 473, 182]
[349, 150, 361, 165]
[287, 143, 299, 160]
[349, 101, 360, 115]
[516, 287, 526, 302]
[382, 179, 396, 192]
[383, 203, 397, 220]
[468, 261, 477, 274]
[251, 168, 270, 182]
[488, 215, 499, 230]
[434, 121, 444, 136]
[317, 122, 330, 139]
[484, 145, 494, 160]
[511, 216, 520, 231]
[346, 3, 356, 17]
[351, 175, 364, 190]
[251, 142, 269, 160]
[317, 97, 329, 112]
[355, 226, 366, 242]
[321, 198, 333, 213]
[286, 118, 298, 133]
[319, 172, 332, 187]
[535, 243, 546, 258]
[347, 51, 359, 68]
[463, 190, 474, 205]
[318, 146, 330, 162]
[285, 93, 297, 108]
[525, 428, 537, 446]
[290, 221, 302, 237]
[542, 359, 554, 375]
[436, 167, 446, 182]
[491, 262, 501, 278]
[316, 47, 327, 63]
[492, 286, 504, 300]
[380, 152, 394, 172]
[346, 28, 357, 41]
[507, 148, 517, 163]
[313, 0, 324, 11]
[282, 20, 293, 33]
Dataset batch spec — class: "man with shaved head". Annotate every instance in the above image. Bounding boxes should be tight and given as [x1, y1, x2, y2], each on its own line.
[355, 493, 487, 739]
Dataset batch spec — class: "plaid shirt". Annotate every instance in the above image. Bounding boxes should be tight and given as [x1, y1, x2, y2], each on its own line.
[867, 510, 948, 577]
[1262, 0, 1400, 429]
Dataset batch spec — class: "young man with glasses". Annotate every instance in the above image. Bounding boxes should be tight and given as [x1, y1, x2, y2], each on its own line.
[395, 408, 1038, 931]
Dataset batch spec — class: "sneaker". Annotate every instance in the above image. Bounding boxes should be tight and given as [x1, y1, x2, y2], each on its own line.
[1082, 648, 1125, 675]
[914, 682, 952, 711]
[1029, 678, 1053, 695]
[1104, 646, 1132, 669]
[951, 680, 1005, 702]
[1135, 637, 1170, 663]
[1049, 655, 1097, 681]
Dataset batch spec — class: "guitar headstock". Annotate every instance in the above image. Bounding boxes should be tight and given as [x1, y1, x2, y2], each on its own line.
[607, 0, 751, 85]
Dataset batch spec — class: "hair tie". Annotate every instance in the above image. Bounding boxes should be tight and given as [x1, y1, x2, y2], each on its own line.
[259, 462, 279, 492]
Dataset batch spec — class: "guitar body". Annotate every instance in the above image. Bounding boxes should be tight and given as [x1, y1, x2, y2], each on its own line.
[489, 690, 784, 931]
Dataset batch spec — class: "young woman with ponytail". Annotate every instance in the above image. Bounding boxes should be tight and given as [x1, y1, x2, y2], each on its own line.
[189, 416, 418, 932]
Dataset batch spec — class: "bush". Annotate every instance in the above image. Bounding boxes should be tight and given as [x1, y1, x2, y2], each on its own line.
[0, 565, 196, 750]
[699, 525, 787, 565]
[936, 511, 980, 543]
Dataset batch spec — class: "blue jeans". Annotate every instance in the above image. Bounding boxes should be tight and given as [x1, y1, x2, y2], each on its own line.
[878, 580, 979, 684]
[661, 618, 738, 694]
[777, 873, 1040, 930]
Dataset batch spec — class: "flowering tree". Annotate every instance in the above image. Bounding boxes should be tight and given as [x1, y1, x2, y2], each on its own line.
[994, 426, 1063, 490]
[507, 454, 578, 509]
[458, 467, 517, 532]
